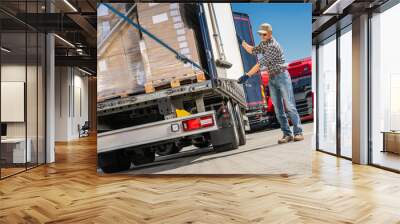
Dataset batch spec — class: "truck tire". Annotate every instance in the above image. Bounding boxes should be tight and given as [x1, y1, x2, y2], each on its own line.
[214, 101, 239, 152]
[234, 104, 246, 146]
[156, 143, 182, 156]
[131, 149, 156, 165]
[98, 150, 131, 173]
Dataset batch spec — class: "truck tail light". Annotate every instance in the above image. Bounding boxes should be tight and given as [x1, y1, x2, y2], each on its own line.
[267, 97, 274, 113]
[217, 105, 230, 119]
[261, 105, 268, 113]
[182, 115, 214, 131]
[222, 107, 229, 117]
[200, 116, 214, 127]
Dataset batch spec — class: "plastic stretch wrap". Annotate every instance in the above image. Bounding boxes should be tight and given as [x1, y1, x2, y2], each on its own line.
[97, 3, 202, 101]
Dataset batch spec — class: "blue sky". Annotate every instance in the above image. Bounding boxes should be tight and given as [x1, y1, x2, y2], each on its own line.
[231, 3, 312, 63]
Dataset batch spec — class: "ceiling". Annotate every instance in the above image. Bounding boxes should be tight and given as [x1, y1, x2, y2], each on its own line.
[310, 0, 390, 43]
[1, 0, 394, 73]
[0, 0, 97, 74]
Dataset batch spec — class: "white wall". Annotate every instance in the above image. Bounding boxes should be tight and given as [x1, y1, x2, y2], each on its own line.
[1, 65, 39, 137]
[71, 73, 89, 138]
[55, 67, 89, 141]
[1, 65, 26, 127]
[55, 66, 69, 141]
[1, 65, 26, 81]
[1, 82, 25, 122]
[1, 63, 47, 164]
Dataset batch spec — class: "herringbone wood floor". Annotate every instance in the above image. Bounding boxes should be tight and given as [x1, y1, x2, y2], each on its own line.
[1, 135, 400, 223]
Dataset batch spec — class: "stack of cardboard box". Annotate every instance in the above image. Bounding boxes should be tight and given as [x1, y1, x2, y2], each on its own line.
[137, 3, 201, 80]
[97, 3, 203, 101]
[97, 3, 145, 101]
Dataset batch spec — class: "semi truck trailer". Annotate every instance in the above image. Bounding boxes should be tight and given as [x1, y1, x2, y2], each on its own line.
[232, 11, 269, 131]
[263, 57, 314, 126]
[97, 3, 248, 173]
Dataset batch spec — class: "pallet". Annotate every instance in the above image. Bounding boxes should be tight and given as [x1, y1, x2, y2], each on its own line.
[97, 72, 207, 103]
[144, 72, 206, 94]
[97, 89, 146, 103]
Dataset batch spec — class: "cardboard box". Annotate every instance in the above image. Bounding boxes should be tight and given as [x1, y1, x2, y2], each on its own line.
[97, 3, 203, 100]
[137, 3, 201, 81]
[97, 17, 146, 100]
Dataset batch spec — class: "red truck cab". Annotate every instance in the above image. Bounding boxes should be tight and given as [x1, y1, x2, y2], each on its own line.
[288, 57, 314, 122]
[261, 57, 314, 127]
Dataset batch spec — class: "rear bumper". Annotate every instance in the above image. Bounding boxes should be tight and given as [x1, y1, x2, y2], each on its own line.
[97, 111, 218, 153]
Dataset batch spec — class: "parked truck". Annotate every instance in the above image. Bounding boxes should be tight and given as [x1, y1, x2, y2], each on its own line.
[263, 57, 314, 126]
[97, 3, 248, 173]
[289, 57, 314, 122]
[232, 12, 269, 131]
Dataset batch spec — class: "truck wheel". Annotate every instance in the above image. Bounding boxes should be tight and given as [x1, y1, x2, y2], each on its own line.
[156, 143, 182, 156]
[131, 149, 155, 165]
[214, 101, 239, 152]
[98, 150, 131, 173]
[234, 104, 246, 146]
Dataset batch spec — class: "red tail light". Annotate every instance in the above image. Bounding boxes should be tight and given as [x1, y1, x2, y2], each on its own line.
[267, 97, 274, 113]
[261, 105, 268, 113]
[220, 106, 230, 119]
[182, 115, 214, 131]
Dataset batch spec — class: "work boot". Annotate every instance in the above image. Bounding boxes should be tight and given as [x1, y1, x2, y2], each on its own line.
[278, 135, 293, 144]
[294, 134, 304, 142]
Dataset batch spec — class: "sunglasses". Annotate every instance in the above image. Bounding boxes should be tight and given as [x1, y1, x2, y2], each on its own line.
[259, 33, 268, 37]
